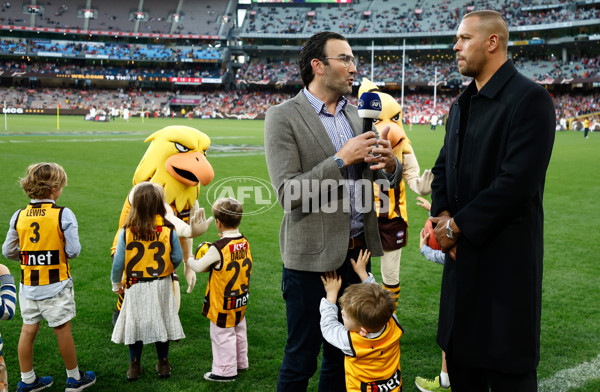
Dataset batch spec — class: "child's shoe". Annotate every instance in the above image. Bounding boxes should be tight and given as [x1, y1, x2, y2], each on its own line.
[415, 376, 451, 392]
[65, 371, 96, 392]
[203, 372, 235, 382]
[127, 361, 141, 381]
[155, 358, 171, 379]
[16, 376, 53, 392]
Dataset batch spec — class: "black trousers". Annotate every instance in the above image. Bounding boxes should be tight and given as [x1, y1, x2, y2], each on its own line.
[276, 244, 368, 392]
[446, 359, 538, 392]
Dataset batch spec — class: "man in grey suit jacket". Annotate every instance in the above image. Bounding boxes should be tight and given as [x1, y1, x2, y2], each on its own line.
[264, 32, 403, 392]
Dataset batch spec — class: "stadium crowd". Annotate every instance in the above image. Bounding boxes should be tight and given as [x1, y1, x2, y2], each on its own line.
[0, 86, 171, 113]
[1, 85, 596, 130]
[553, 92, 600, 120]
[236, 55, 600, 84]
[242, 0, 600, 35]
[0, 60, 224, 79]
[0, 0, 229, 36]
[0, 0, 596, 131]
[0, 39, 224, 61]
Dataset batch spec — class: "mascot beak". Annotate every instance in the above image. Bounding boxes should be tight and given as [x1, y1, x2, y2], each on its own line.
[387, 125, 405, 151]
[165, 151, 215, 187]
[376, 122, 409, 157]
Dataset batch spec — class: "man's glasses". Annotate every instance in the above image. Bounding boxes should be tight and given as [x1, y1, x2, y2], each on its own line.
[321, 55, 357, 68]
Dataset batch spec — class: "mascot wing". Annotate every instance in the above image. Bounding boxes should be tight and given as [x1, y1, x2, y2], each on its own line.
[403, 146, 433, 196]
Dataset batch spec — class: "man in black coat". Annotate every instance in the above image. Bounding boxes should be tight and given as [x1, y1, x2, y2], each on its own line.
[429, 10, 555, 391]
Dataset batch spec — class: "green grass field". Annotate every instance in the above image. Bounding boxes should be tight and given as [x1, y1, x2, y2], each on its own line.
[0, 115, 598, 392]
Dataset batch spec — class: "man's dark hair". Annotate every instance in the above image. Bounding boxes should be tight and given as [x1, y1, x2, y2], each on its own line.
[298, 31, 347, 87]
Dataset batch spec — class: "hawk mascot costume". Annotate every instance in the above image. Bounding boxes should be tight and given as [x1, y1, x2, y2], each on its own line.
[111, 125, 215, 320]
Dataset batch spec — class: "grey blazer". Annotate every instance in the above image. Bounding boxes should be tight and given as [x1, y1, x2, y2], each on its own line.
[264, 90, 402, 272]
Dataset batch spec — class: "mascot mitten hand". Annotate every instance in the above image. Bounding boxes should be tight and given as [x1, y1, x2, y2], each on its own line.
[414, 169, 434, 195]
[190, 207, 214, 237]
[184, 260, 197, 294]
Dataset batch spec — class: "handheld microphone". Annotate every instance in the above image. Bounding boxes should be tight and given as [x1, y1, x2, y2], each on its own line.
[357, 92, 382, 136]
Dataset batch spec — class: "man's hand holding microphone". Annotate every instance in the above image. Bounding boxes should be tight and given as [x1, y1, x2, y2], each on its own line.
[334, 92, 397, 174]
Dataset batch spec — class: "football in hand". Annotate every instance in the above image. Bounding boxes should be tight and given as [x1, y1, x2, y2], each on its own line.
[194, 241, 212, 259]
[424, 219, 441, 250]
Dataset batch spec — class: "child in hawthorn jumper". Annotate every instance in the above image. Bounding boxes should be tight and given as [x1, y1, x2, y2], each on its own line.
[111, 183, 185, 381]
[320, 249, 404, 392]
[188, 198, 252, 382]
[1, 162, 96, 392]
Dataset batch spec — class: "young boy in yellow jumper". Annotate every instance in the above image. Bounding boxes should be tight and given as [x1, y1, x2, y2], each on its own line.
[320, 249, 403, 392]
[2, 162, 96, 392]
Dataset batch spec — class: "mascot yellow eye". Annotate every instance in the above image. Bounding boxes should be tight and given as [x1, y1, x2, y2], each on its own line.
[392, 113, 401, 122]
[174, 142, 191, 153]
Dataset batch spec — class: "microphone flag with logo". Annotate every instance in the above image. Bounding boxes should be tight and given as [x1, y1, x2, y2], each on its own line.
[358, 92, 382, 135]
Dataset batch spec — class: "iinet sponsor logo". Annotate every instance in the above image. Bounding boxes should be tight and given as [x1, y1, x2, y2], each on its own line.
[361, 369, 402, 392]
[281, 179, 392, 214]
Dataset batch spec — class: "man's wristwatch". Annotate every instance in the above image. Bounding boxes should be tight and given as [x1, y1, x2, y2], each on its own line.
[333, 155, 345, 169]
[446, 219, 457, 240]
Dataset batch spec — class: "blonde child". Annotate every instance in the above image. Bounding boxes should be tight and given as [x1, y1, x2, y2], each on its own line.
[320, 249, 403, 392]
[110, 183, 185, 381]
[1, 162, 96, 392]
[188, 198, 252, 382]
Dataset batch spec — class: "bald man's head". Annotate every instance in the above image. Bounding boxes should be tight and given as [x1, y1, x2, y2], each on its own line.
[463, 10, 509, 53]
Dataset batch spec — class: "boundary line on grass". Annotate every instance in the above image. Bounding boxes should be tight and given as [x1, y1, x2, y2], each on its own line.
[0, 137, 146, 143]
[0, 138, 266, 157]
[538, 354, 600, 392]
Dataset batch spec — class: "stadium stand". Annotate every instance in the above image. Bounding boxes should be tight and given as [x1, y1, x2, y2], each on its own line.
[88, 0, 124, 32]
[174, 0, 229, 36]
[134, 0, 173, 34]
[38, 3, 80, 29]
[0, 2, 29, 27]
[0, 0, 228, 36]
[0, 0, 596, 128]
[0, 60, 224, 79]
[238, 0, 600, 36]
[0, 37, 225, 61]
[235, 54, 600, 87]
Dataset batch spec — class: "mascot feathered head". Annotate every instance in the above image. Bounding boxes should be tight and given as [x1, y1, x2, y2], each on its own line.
[133, 125, 214, 212]
[359, 78, 412, 162]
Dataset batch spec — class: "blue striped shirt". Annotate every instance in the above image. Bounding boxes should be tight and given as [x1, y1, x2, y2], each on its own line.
[303, 88, 363, 237]
[0, 274, 16, 321]
[0, 273, 17, 356]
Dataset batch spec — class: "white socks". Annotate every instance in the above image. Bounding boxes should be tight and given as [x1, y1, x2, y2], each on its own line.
[21, 370, 36, 384]
[22, 366, 81, 384]
[66, 366, 81, 380]
[440, 371, 450, 388]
